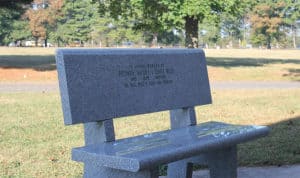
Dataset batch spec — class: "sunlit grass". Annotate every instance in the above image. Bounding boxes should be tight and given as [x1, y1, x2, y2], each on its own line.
[0, 90, 299, 177]
[0, 48, 299, 81]
[1, 47, 300, 59]
[0, 47, 56, 56]
[204, 49, 300, 60]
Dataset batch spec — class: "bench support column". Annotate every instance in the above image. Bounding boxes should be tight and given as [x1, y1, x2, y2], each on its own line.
[83, 120, 115, 178]
[168, 107, 196, 178]
[82, 121, 159, 178]
[167, 161, 193, 178]
[84, 120, 115, 145]
[207, 146, 237, 178]
[170, 107, 196, 129]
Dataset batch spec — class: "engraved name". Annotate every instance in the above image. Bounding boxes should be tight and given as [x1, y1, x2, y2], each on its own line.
[118, 63, 175, 88]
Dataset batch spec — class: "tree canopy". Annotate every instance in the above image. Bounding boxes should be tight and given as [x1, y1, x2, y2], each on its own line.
[250, 1, 285, 49]
[0, 0, 33, 45]
[0, 0, 33, 8]
[0, 0, 299, 48]
[98, 0, 241, 48]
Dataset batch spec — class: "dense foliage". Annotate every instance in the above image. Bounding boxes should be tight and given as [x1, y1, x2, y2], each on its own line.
[0, 0, 299, 48]
[0, 0, 33, 9]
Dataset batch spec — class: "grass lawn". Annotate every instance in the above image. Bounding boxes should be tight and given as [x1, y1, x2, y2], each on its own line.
[0, 47, 56, 82]
[204, 49, 300, 81]
[0, 47, 299, 176]
[0, 48, 299, 82]
[0, 90, 299, 177]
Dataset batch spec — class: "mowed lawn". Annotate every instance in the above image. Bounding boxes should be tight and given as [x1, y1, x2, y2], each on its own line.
[0, 47, 300, 177]
[0, 90, 299, 177]
[204, 49, 300, 81]
[0, 47, 299, 82]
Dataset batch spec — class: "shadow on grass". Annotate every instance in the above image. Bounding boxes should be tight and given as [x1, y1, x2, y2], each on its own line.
[283, 69, 300, 81]
[239, 115, 300, 166]
[1, 55, 299, 75]
[0, 55, 56, 71]
[161, 116, 300, 175]
[207, 57, 300, 68]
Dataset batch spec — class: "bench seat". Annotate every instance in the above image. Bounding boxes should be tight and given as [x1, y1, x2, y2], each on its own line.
[72, 121, 269, 172]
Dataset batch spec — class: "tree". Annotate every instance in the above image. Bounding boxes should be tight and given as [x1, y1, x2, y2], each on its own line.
[105, 18, 143, 47]
[283, 0, 300, 48]
[0, 0, 32, 45]
[95, 0, 166, 47]
[5, 20, 32, 45]
[45, 0, 64, 46]
[250, 1, 285, 49]
[56, 0, 99, 46]
[26, 8, 48, 46]
[199, 19, 221, 48]
[99, 0, 240, 48]
[220, 12, 244, 48]
[0, 0, 32, 8]
[219, 0, 255, 48]
[25, 0, 63, 47]
[0, 8, 17, 45]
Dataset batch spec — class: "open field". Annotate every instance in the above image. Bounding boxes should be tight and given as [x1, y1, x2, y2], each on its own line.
[204, 49, 300, 81]
[0, 47, 56, 82]
[0, 90, 299, 177]
[0, 47, 299, 82]
[0, 47, 300, 176]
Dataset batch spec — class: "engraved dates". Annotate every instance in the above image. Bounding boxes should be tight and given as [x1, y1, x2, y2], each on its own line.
[119, 63, 175, 88]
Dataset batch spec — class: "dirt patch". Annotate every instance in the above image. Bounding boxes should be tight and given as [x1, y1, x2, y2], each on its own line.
[0, 68, 57, 82]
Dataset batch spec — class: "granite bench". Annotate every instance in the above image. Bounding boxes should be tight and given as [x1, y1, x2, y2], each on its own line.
[56, 49, 269, 178]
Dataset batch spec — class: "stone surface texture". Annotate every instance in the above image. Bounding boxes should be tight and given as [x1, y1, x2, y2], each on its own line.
[72, 122, 269, 172]
[56, 48, 270, 178]
[164, 164, 300, 178]
[56, 48, 211, 125]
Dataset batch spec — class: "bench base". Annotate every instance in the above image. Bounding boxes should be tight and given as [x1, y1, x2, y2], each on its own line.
[168, 146, 237, 178]
[82, 146, 238, 178]
[73, 121, 269, 178]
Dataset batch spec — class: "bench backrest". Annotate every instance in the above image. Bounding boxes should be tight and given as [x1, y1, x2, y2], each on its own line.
[56, 49, 212, 125]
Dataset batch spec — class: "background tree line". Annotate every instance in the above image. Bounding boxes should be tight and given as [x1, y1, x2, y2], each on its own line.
[0, 0, 299, 48]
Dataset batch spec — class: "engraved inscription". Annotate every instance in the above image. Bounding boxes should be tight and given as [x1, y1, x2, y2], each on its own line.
[119, 63, 175, 88]
[115, 137, 169, 156]
[196, 125, 255, 139]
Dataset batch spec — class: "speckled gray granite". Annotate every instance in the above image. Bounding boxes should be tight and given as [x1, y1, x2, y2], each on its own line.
[160, 164, 300, 178]
[73, 122, 269, 172]
[56, 48, 211, 125]
[56, 48, 270, 178]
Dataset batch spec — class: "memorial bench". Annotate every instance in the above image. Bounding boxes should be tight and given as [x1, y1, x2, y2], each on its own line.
[56, 49, 269, 178]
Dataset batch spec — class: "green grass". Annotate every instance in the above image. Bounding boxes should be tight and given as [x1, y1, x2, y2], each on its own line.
[0, 55, 55, 71]
[205, 90, 300, 166]
[206, 57, 300, 81]
[0, 90, 299, 177]
[204, 49, 300, 81]
[0, 48, 299, 82]
[0, 93, 82, 177]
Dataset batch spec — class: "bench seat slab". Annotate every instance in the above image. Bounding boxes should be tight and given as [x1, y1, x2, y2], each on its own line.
[72, 121, 269, 172]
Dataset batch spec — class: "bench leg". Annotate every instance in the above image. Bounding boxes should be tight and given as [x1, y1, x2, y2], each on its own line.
[84, 164, 159, 178]
[207, 146, 237, 178]
[167, 161, 193, 178]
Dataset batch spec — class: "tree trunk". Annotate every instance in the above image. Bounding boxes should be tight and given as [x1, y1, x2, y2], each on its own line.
[185, 16, 198, 48]
[44, 38, 48, 47]
[266, 35, 271, 49]
[35, 37, 38, 47]
[105, 37, 109, 47]
[292, 25, 296, 49]
[152, 33, 158, 47]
